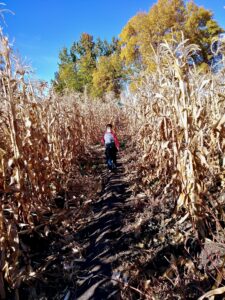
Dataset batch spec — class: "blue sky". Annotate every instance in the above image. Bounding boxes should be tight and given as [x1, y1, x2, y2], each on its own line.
[2, 0, 225, 82]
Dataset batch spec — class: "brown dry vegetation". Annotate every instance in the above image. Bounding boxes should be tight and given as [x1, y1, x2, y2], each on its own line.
[0, 30, 125, 299]
[120, 35, 225, 299]
[0, 27, 225, 299]
[126, 35, 225, 229]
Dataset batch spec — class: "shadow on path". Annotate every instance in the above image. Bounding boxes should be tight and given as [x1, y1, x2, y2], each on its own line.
[74, 161, 132, 300]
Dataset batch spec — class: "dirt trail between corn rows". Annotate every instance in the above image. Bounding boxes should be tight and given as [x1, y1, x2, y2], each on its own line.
[74, 158, 132, 300]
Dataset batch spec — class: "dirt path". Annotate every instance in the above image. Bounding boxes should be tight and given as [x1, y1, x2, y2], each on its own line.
[74, 159, 131, 300]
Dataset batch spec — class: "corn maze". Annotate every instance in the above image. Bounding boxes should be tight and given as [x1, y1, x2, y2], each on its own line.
[126, 36, 225, 229]
[0, 25, 225, 299]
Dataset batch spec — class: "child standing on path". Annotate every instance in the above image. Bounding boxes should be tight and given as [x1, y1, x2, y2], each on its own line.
[101, 124, 119, 170]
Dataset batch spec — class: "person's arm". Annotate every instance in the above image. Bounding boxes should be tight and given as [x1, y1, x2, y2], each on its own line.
[112, 132, 119, 150]
[101, 133, 105, 145]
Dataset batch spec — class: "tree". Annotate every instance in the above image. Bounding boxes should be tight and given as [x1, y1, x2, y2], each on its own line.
[70, 33, 96, 92]
[184, 1, 223, 64]
[92, 53, 124, 98]
[53, 34, 122, 97]
[53, 33, 96, 94]
[94, 37, 119, 57]
[52, 47, 83, 94]
[78, 51, 96, 93]
[120, 0, 224, 69]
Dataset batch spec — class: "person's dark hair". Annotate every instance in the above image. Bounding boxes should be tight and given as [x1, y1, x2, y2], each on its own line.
[106, 124, 112, 129]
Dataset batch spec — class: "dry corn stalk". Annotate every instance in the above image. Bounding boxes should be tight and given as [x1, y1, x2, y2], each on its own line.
[125, 34, 225, 236]
[0, 29, 125, 295]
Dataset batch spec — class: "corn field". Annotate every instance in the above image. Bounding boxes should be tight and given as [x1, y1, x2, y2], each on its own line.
[0, 24, 225, 298]
[0, 30, 124, 298]
[123, 34, 225, 251]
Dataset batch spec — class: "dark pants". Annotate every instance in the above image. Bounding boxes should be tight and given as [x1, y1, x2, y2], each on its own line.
[105, 143, 117, 169]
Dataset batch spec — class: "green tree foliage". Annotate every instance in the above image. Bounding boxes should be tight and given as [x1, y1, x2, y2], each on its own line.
[72, 34, 96, 93]
[120, 0, 224, 69]
[95, 37, 120, 57]
[53, 33, 122, 97]
[92, 53, 124, 98]
[53, 64, 81, 93]
[53, 47, 83, 93]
